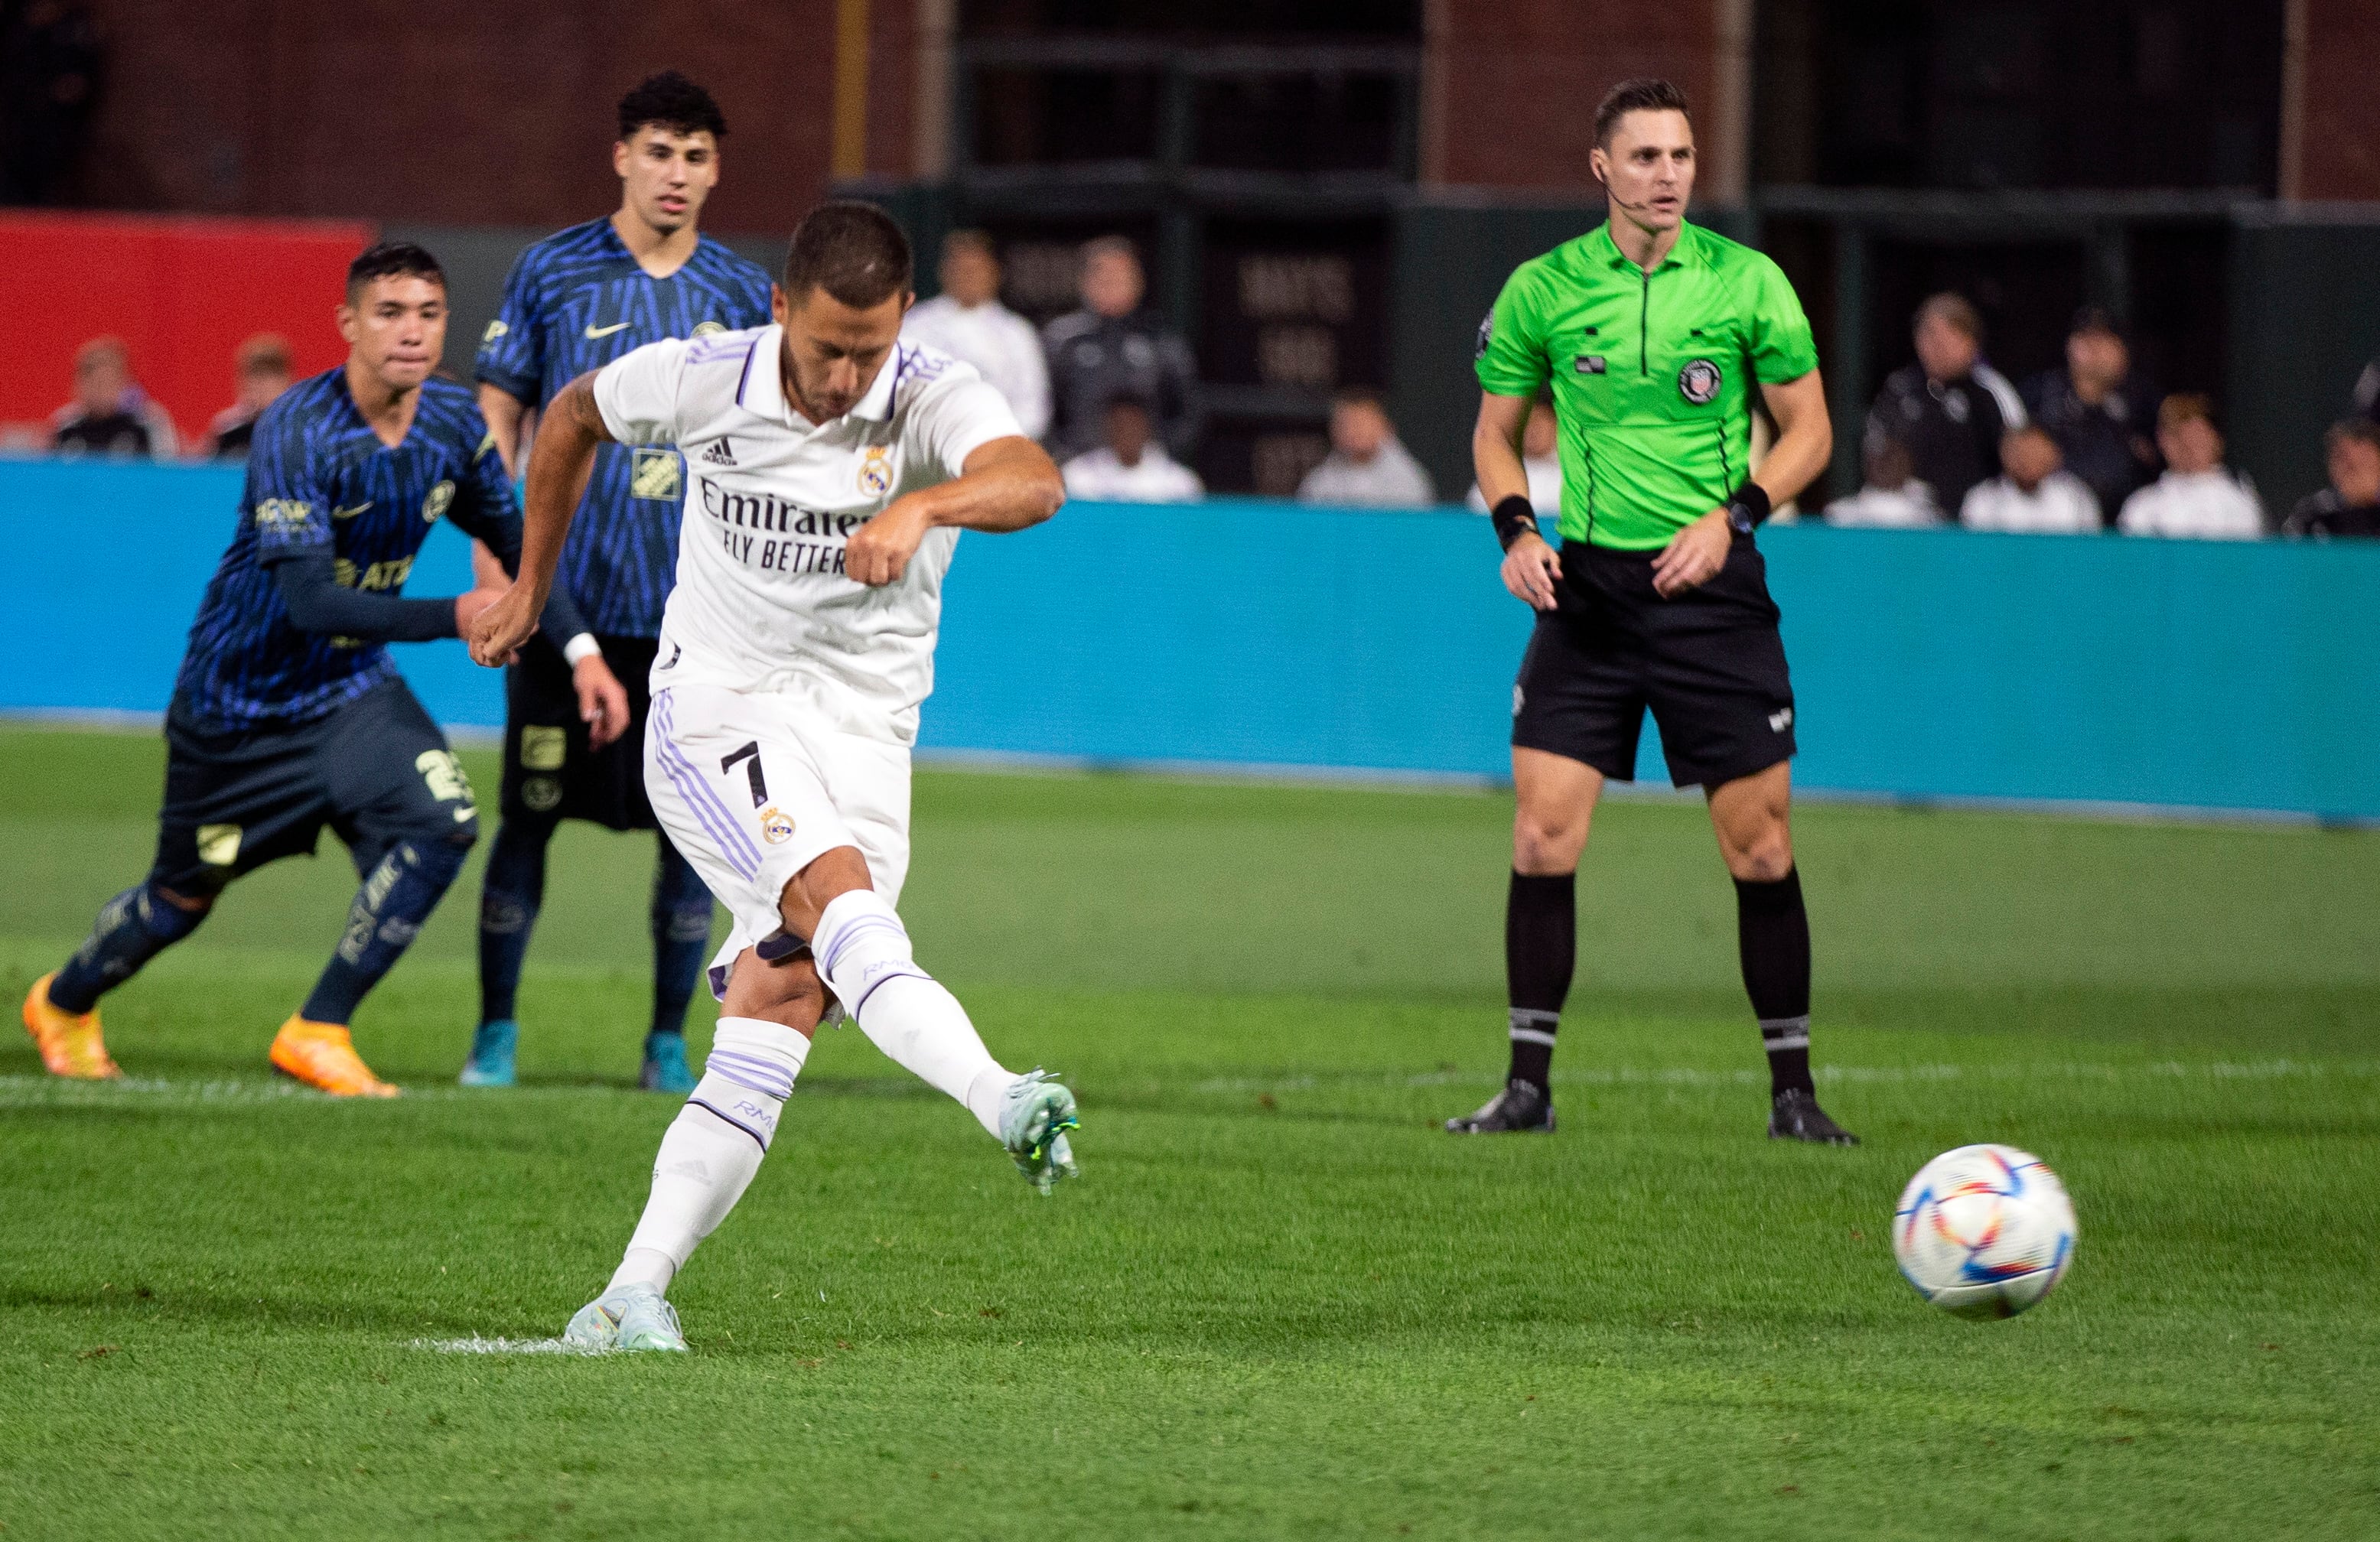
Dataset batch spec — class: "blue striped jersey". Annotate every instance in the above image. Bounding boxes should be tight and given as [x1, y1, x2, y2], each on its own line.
[477, 219, 775, 636]
[174, 369, 519, 730]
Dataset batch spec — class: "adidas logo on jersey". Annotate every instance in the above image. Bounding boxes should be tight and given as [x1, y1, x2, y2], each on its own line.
[702, 438, 737, 467]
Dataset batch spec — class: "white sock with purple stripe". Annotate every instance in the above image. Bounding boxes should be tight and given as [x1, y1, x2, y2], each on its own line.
[812, 890, 1012, 1139]
[609, 1017, 809, 1298]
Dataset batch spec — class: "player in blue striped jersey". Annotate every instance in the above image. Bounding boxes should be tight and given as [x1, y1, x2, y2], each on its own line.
[21, 242, 607, 1096]
[462, 72, 776, 1094]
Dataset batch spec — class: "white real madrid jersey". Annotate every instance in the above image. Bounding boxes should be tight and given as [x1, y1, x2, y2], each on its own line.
[593, 326, 1024, 742]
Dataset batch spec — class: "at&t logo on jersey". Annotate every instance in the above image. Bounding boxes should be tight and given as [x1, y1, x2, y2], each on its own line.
[858, 444, 894, 497]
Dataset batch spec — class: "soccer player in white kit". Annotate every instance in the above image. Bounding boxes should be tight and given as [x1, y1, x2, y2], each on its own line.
[469, 202, 1076, 1353]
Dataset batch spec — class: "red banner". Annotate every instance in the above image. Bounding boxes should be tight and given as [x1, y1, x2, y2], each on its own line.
[0, 211, 375, 451]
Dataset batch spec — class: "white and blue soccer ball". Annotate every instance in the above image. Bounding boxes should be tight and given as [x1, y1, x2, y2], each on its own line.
[1893, 1143, 2076, 1319]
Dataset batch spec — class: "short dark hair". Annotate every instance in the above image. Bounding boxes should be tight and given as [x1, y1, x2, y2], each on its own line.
[618, 70, 727, 142]
[1332, 387, 1386, 412]
[2328, 418, 2380, 454]
[347, 240, 445, 301]
[783, 201, 913, 309]
[1594, 78, 1691, 148]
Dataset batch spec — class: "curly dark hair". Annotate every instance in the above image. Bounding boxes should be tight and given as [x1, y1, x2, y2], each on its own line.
[617, 70, 728, 142]
[1593, 78, 1691, 147]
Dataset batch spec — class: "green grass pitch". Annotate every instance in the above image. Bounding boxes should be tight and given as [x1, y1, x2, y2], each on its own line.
[2, 723, 2376, 1539]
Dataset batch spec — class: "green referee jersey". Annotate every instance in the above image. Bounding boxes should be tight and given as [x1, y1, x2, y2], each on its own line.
[1476, 220, 1820, 551]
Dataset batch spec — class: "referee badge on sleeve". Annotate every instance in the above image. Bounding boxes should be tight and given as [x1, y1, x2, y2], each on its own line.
[1678, 359, 1724, 405]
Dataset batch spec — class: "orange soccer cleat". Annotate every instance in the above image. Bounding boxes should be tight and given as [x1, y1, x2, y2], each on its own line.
[22, 973, 122, 1080]
[269, 1017, 399, 1098]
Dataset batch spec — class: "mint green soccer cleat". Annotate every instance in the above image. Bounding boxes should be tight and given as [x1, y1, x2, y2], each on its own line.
[563, 1283, 688, 1353]
[999, 1069, 1080, 1196]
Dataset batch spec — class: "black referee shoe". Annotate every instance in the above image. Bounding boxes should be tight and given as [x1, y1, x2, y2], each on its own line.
[1768, 1088, 1857, 1145]
[1445, 1078, 1555, 1134]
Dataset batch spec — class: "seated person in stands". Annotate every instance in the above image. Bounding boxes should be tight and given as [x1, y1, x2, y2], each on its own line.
[203, 334, 295, 462]
[2283, 418, 2380, 539]
[1467, 396, 1561, 515]
[2024, 307, 2160, 527]
[51, 336, 180, 459]
[1960, 425, 2100, 534]
[1060, 393, 1205, 504]
[1825, 435, 1942, 529]
[1297, 389, 1434, 508]
[2117, 395, 2264, 540]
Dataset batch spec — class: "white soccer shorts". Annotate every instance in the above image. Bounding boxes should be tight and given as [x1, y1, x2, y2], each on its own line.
[644, 682, 913, 998]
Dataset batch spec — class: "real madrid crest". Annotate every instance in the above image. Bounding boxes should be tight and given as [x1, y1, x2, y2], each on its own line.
[757, 804, 796, 844]
[422, 480, 456, 522]
[1678, 359, 1723, 405]
[858, 444, 894, 498]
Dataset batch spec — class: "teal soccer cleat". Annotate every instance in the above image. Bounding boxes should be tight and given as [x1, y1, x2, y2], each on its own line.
[999, 1070, 1080, 1196]
[459, 1019, 517, 1087]
[564, 1283, 688, 1353]
[640, 1030, 695, 1094]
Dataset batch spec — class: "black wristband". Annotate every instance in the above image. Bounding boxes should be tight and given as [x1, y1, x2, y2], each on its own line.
[1724, 481, 1772, 535]
[1491, 494, 1539, 552]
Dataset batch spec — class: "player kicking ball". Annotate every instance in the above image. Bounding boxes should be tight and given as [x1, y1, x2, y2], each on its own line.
[469, 203, 1076, 1353]
[21, 242, 598, 1095]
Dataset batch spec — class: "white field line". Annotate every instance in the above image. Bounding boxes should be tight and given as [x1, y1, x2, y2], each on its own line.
[409, 1335, 597, 1356]
[1195, 1058, 2380, 1093]
[1, 1058, 2373, 1111]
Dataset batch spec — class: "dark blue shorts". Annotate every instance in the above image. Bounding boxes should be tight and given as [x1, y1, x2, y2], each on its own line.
[500, 633, 659, 831]
[152, 677, 477, 895]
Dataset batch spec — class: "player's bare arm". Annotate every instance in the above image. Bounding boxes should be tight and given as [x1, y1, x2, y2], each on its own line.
[468, 371, 608, 666]
[476, 382, 532, 477]
[844, 436, 1065, 587]
[1477, 390, 1559, 610]
[1650, 371, 1832, 598]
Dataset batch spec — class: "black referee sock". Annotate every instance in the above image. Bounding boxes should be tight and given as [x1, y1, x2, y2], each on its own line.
[1734, 867, 1815, 1098]
[1506, 870, 1576, 1092]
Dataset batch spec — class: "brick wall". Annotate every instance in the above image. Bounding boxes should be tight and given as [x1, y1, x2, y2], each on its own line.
[75, 0, 835, 234]
[1424, 0, 1724, 194]
[2297, 0, 2380, 200]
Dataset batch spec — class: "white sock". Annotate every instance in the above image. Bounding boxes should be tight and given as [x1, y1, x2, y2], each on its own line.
[610, 1017, 809, 1296]
[812, 890, 1013, 1139]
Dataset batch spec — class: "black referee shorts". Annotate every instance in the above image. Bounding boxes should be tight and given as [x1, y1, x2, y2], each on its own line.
[1512, 538, 1796, 789]
[152, 677, 477, 894]
[500, 634, 660, 831]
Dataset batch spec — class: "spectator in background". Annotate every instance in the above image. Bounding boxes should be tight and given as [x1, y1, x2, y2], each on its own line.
[2117, 395, 2263, 540]
[900, 230, 1050, 441]
[1060, 394, 1203, 504]
[1043, 236, 1197, 464]
[1467, 396, 1562, 515]
[2283, 419, 2380, 539]
[1961, 425, 2099, 533]
[2025, 307, 2160, 527]
[1826, 436, 1942, 529]
[0, 0, 104, 204]
[1297, 389, 1434, 508]
[203, 333, 294, 461]
[50, 336, 176, 457]
[1867, 293, 2025, 517]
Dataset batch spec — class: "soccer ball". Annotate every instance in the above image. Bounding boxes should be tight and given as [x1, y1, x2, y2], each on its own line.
[1892, 1143, 2076, 1319]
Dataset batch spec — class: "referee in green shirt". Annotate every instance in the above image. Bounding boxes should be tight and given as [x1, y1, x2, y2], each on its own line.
[1447, 78, 1855, 1144]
